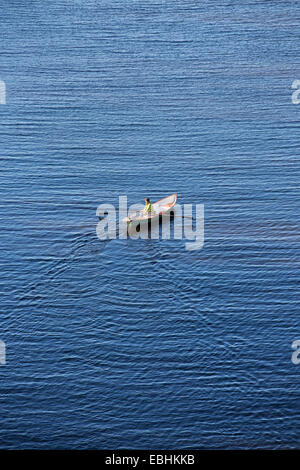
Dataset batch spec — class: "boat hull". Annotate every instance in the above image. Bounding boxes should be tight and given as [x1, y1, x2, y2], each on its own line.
[123, 193, 177, 227]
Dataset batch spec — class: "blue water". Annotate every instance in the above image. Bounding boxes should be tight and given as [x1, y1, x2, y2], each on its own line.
[0, 0, 299, 449]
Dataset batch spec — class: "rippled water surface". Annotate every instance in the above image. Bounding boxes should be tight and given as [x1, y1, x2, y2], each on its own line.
[0, 0, 299, 449]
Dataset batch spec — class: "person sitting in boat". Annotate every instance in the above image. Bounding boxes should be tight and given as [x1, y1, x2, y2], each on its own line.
[144, 198, 155, 214]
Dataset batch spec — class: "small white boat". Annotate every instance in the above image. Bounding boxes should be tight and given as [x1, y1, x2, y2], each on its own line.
[123, 193, 177, 226]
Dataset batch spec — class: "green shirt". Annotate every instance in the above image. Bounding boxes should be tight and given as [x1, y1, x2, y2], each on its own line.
[144, 202, 154, 213]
